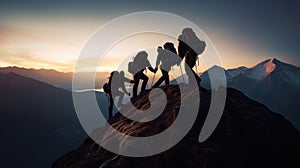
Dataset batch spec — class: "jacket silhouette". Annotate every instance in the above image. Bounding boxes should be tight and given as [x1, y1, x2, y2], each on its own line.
[107, 71, 133, 119]
[131, 51, 156, 97]
[152, 43, 177, 88]
[178, 28, 205, 85]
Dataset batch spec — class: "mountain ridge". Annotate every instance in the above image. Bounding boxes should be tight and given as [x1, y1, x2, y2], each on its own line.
[0, 72, 87, 168]
[200, 58, 300, 129]
[52, 85, 300, 168]
[0, 66, 110, 91]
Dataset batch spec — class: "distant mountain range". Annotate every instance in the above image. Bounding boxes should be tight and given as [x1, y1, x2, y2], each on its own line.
[1, 58, 299, 131]
[0, 66, 110, 91]
[200, 58, 300, 129]
[1, 58, 299, 167]
[0, 72, 88, 168]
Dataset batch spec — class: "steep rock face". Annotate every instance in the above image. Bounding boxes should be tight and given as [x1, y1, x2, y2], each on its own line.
[228, 59, 300, 129]
[200, 59, 300, 130]
[53, 85, 300, 168]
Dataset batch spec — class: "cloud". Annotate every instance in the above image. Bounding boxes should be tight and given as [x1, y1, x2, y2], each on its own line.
[0, 49, 73, 72]
[0, 24, 85, 72]
[0, 25, 44, 45]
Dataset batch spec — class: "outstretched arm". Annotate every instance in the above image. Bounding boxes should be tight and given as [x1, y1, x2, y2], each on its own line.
[146, 59, 157, 73]
[120, 83, 130, 96]
[148, 67, 156, 73]
[123, 77, 132, 83]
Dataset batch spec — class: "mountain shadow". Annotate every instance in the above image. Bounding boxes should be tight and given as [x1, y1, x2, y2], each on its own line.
[52, 84, 300, 168]
[0, 73, 87, 168]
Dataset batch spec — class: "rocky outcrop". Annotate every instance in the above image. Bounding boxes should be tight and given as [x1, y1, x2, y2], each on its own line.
[53, 85, 300, 168]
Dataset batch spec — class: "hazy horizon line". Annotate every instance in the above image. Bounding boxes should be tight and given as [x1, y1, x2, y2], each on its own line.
[0, 57, 298, 74]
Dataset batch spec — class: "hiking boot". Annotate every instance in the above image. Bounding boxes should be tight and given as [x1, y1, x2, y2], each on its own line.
[130, 96, 139, 104]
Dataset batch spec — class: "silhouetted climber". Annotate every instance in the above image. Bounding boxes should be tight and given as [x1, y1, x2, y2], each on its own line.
[152, 43, 178, 88]
[177, 28, 206, 85]
[128, 51, 156, 98]
[103, 71, 134, 119]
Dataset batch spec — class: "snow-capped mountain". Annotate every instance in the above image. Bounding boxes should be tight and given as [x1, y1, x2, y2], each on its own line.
[200, 58, 300, 130]
[200, 65, 248, 89]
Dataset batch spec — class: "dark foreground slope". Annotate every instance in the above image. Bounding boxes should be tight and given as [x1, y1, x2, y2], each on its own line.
[0, 73, 87, 168]
[52, 85, 300, 168]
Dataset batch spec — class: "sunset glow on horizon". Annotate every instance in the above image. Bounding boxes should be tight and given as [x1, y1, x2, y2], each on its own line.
[0, 15, 287, 73]
[1, 1, 299, 73]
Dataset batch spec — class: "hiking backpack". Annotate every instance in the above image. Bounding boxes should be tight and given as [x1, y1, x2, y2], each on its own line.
[128, 62, 135, 75]
[189, 36, 206, 55]
[164, 42, 177, 55]
[128, 51, 148, 75]
[103, 83, 111, 94]
[164, 42, 180, 66]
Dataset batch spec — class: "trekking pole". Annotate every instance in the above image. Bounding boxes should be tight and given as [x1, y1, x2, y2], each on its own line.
[151, 72, 156, 87]
[196, 56, 200, 75]
[145, 69, 149, 89]
[179, 64, 185, 83]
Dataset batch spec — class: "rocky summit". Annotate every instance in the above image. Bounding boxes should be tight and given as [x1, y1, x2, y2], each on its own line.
[52, 85, 300, 168]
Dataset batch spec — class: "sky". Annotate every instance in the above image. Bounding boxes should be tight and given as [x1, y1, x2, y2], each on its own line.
[0, 0, 300, 72]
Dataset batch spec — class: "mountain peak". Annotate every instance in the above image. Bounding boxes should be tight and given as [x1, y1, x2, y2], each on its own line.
[272, 58, 299, 69]
[263, 58, 276, 77]
[0, 72, 23, 79]
[210, 65, 224, 70]
[244, 58, 286, 80]
[53, 85, 300, 168]
[272, 58, 285, 65]
[0, 66, 64, 73]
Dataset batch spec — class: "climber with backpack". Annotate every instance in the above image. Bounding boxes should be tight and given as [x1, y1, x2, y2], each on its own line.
[128, 51, 156, 98]
[177, 28, 206, 86]
[152, 42, 178, 88]
[103, 71, 134, 119]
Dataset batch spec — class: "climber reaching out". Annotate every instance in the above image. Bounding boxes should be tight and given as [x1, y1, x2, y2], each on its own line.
[128, 51, 157, 98]
[103, 71, 134, 119]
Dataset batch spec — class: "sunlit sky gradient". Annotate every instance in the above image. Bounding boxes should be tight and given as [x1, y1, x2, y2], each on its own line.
[0, 0, 299, 72]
